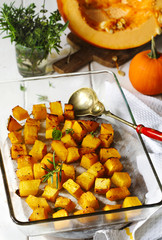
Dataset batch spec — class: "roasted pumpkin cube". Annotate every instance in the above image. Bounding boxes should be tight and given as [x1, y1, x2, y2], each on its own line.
[26, 117, 40, 130]
[80, 153, 98, 169]
[122, 196, 142, 208]
[48, 170, 66, 190]
[42, 185, 59, 202]
[94, 178, 111, 194]
[32, 104, 47, 120]
[62, 163, 75, 180]
[7, 115, 23, 132]
[78, 191, 99, 210]
[8, 130, 23, 144]
[41, 153, 59, 170]
[76, 172, 95, 191]
[11, 143, 27, 159]
[63, 179, 84, 199]
[79, 147, 95, 157]
[100, 148, 121, 163]
[12, 105, 29, 121]
[52, 209, 69, 218]
[24, 123, 38, 144]
[16, 165, 33, 181]
[46, 113, 60, 129]
[51, 140, 68, 162]
[50, 101, 64, 122]
[17, 155, 33, 169]
[62, 120, 74, 133]
[106, 187, 130, 201]
[45, 127, 54, 139]
[104, 158, 123, 176]
[82, 134, 101, 150]
[33, 162, 46, 180]
[72, 120, 87, 142]
[19, 179, 41, 197]
[29, 207, 48, 221]
[61, 134, 77, 148]
[78, 120, 99, 132]
[87, 162, 105, 178]
[100, 123, 114, 136]
[99, 134, 113, 148]
[64, 110, 75, 120]
[55, 196, 76, 213]
[111, 172, 131, 188]
[26, 195, 51, 213]
[29, 140, 47, 162]
[66, 147, 80, 163]
[64, 104, 75, 120]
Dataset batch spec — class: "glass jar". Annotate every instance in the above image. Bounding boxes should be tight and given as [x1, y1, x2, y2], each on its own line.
[15, 44, 48, 77]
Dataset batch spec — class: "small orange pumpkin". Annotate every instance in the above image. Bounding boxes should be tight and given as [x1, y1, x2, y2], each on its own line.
[129, 37, 162, 95]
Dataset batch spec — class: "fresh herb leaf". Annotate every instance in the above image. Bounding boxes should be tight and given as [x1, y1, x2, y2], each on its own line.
[90, 131, 97, 137]
[20, 84, 26, 91]
[52, 127, 62, 140]
[41, 151, 62, 189]
[49, 81, 55, 88]
[37, 94, 49, 102]
[65, 128, 74, 135]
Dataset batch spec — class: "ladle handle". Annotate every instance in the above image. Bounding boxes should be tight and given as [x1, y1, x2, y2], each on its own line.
[136, 124, 162, 141]
[105, 111, 162, 141]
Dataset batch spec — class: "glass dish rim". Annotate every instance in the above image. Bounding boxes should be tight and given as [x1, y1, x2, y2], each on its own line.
[0, 69, 162, 226]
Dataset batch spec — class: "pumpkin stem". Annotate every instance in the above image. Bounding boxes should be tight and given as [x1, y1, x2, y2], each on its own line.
[148, 36, 160, 59]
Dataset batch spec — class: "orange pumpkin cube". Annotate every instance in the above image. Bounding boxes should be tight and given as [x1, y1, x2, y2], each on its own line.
[94, 178, 111, 194]
[33, 162, 46, 180]
[61, 134, 77, 148]
[24, 122, 38, 144]
[78, 191, 99, 210]
[26, 195, 51, 213]
[12, 105, 29, 121]
[81, 134, 101, 150]
[100, 123, 114, 136]
[29, 208, 48, 221]
[11, 143, 27, 159]
[111, 172, 131, 188]
[17, 155, 33, 169]
[19, 179, 41, 197]
[29, 140, 47, 162]
[46, 113, 60, 129]
[66, 146, 80, 163]
[48, 170, 66, 190]
[106, 187, 130, 201]
[62, 163, 75, 180]
[55, 196, 76, 213]
[16, 165, 33, 181]
[76, 172, 95, 191]
[7, 116, 23, 132]
[32, 104, 47, 120]
[100, 148, 121, 163]
[87, 162, 105, 178]
[42, 185, 59, 202]
[51, 140, 68, 162]
[104, 158, 123, 176]
[63, 179, 84, 199]
[80, 152, 98, 169]
[78, 120, 99, 132]
[50, 101, 64, 122]
[8, 130, 23, 144]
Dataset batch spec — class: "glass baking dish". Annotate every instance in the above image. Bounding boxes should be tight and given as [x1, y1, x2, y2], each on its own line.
[0, 70, 162, 239]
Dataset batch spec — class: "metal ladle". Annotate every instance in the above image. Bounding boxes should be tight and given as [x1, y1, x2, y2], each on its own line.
[68, 87, 162, 141]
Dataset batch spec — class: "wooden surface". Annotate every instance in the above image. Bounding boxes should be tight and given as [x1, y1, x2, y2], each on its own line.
[53, 32, 150, 73]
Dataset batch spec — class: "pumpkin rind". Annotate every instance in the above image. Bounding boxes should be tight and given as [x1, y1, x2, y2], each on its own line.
[57, 0, 162, 49]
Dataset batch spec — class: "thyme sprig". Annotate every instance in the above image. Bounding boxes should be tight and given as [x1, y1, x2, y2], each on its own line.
[41, 151, 62, 189]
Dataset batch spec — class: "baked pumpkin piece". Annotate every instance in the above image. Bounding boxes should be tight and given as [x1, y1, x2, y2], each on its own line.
[29, 208, 48, 221]
[78, 191, 99, 210]
[8, 130, 23, 144]
[55, 196, 76, 213]
[32, 103, 47, 120]
[57, 0, 162, 49]
[12, 105, 29, 121]
[7, 115, 23, 132]
[29, 140, 47, 162]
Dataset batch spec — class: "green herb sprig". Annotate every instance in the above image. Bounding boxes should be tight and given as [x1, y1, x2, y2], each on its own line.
[52, 127, 62, 140]
[41, 151, 62, 189]
[0, 2, 68, 55]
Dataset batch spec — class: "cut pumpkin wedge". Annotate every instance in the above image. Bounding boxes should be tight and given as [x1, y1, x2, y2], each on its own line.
[57, 0, 162, 49]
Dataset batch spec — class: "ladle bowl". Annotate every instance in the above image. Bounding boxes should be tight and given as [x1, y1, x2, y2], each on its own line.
[69, 88, 162, 141]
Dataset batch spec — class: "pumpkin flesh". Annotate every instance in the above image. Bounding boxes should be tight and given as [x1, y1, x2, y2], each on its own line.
[57, 0, 162, 49]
